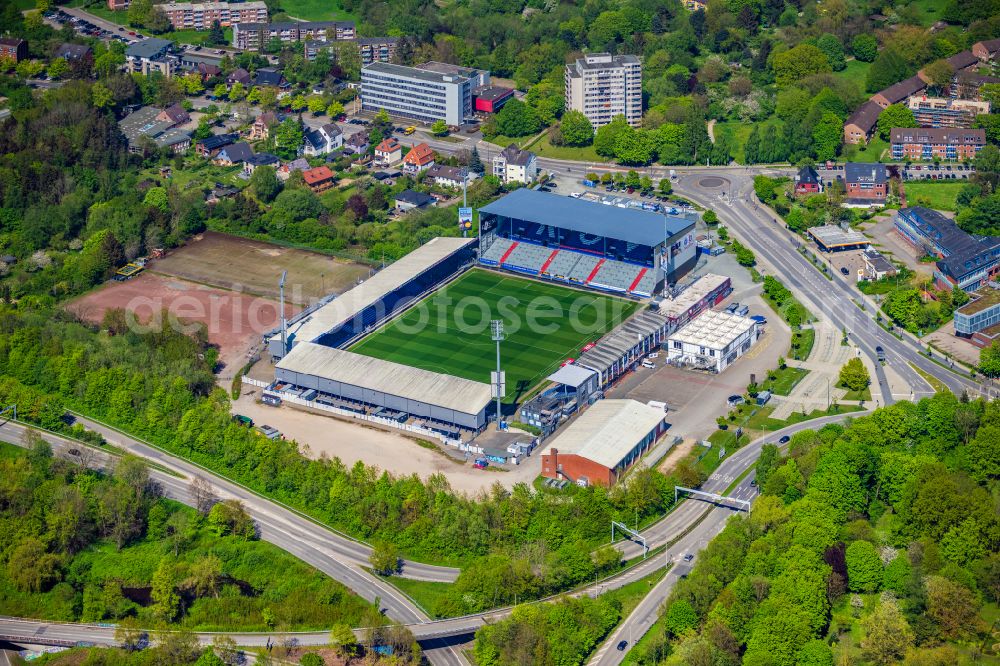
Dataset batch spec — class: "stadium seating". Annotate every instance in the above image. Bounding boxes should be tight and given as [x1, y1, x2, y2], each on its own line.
[567, 254, 602, 283]
[480, 238, 515, 265]
[503, 242, 550, 274]
[543, 250, 581, 279]
[632, 269, 657, 297]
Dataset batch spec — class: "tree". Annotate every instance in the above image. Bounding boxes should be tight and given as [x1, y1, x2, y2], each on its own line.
[189, 476, 216, 515]
[861, 599, 913, 665]
[229, 81, 245, 102]
[328, 623, 359, 657]
[207, 20, 225, 45]
[273, 117, 303, 160]
[772, 44, 831, 85]
[925, 575, 981, 639]
[979, 339, 1000, 377]
[797, 640, 833, 666]
[967, 424, 1000, 481]
[92, 81, 116, 108]
[6, 538, 60, 592]
[187, 554, 223, 598]
[560, 110, 594, 146]
[852, 34, 878, 62]
[866, 49, 909, 93]
[307, 96, 326, 115]
[469, 147, 484, 175]
[326, 100, 343, 118]
[249, 165, 281, 203]
[922, 59, 955, 93]
[47, 57, 70, 80]
[664, 599, 698, 637]
[812, 113, 843, 162]
[495, 99, 541, 137]
[151, 559, 180, 622]
[659, 179, 673, 196]
[845, 540, 882, 592]
[431, 119, 449, 136]
[838, 357, 870, 392]
[207, 499, 255, 539]
[370, 541, 400, 575]
[877, 103, 917, 141]
[594, 116, 629, 158]
[816, 34, 846, 71]
[143, 187, 169, 213]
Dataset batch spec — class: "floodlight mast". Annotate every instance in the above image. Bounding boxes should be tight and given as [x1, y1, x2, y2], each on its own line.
[491, 320, 504, 427]
[279, 270, 288, 356]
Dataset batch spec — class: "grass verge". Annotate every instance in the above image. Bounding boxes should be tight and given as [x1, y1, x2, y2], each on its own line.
[909, 362, 947, 393]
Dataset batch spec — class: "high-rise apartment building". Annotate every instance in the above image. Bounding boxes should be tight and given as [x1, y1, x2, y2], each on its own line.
[564, 53, 642, 129]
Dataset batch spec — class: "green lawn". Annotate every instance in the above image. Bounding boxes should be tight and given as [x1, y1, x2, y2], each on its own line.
[832, 59, 872, 86]
[903, 180, 965, 212]
[276, 0, 356, 21]
[842, 134, 889, 162]
[349, 269, 638, 405]
[840, 386, 873, 401]
[531, 134, 607, 163]
[763, 366, 809, 396]
[714, 119, 784, 165]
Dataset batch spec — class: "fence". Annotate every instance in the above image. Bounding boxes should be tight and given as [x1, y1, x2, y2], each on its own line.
[241, 377, 466, 449]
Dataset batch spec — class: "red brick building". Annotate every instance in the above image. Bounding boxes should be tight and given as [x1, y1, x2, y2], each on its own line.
[890, 127, 986, 161]
[0, 38, 27, 63]
[540, 399, 666, 487]
[844, 162, 888, 203]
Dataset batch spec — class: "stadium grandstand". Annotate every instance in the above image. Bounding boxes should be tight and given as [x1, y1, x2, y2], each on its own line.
[268, 237, 476, 359]
[576, 308, 670, 388]
[478, 189, 697, 298]
[274, 342, 493, 433]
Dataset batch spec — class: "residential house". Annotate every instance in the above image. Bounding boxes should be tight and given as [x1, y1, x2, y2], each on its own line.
[395, 189, 434, 211]
[972, 38, 1000, 63]
[195, 132, 237, 158]
[871, 75, 927, 108]
[125, 38, 175, 77]
[157, 103, 191, 126]
[906, 96, 989, 128]
[206, 184, 240, 204]
[890, 127, 985, 161]
[153, 128, 192, 154]
[492, 144, 537, 184]
[426, 164, 471, 189]
[402, 143, 435, 173]
[302, 123, 343, 156]
[302, 165, 336, 193]
[843, 100, 882, 145]
[358, 37, 399, 65]
[0, 38, 28, 63]
[843, 162, 888, 205]
[374, 137, 402, 165]
[227, 68, 252, 86]
[214, 141, 254, 166]
[277, 157, 309, 180]
[794, 165, 822, 195]
[253, 68, 286, 88]
[243, 152, 279, 176]
[54, 43, 92, 63]
[344, 131, 369, 154]
[249, 111, 279, 141]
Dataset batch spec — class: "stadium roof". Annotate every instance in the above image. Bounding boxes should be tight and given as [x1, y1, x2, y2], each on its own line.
[577, 309, 668, 376]
[277, 236, 475, 347]
[545, 399, 665, 469]
[658, 274, 729, 320]
[276, 342, 492, 414]
[547, 364, 597, 388]
[478, 189, 692, 247]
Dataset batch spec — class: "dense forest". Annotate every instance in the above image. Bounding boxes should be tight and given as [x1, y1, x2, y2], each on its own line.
[0, 438, 377, 633]
[614, 394, 1000, 665]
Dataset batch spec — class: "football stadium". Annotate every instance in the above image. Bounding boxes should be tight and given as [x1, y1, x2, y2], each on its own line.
[261, 191, 698, 442]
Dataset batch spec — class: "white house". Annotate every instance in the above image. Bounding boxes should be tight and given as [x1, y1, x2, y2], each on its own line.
[666, 310, 760, 373]
[492, 143, 537, 185]
[302, 123, 343, 156]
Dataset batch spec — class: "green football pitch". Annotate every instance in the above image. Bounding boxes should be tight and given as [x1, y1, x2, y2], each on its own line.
[349, 269, 639, 403]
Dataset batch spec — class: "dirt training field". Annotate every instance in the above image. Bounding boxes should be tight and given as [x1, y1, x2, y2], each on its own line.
[149, 232, 370, 305]
[67, 273, 296, 380]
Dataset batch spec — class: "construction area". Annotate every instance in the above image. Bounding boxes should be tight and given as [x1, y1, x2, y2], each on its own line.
[150, 231, 370, 305]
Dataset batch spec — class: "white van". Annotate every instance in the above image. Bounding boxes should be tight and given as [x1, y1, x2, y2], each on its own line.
[641, 359, 656, 369]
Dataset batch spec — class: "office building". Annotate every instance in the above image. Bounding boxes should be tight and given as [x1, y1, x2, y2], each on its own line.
[666, 310, 761, 373]
[907, 96, 989, 128]
[565, 53, 642, 129]
[360, 61, 488, 126]
[955, 287, 1000, 347]
[895, 207, 1000, 290]
[160, 1, 267, 29]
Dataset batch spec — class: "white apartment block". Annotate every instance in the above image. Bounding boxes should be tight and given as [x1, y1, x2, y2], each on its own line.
[360, 61, 489, 126]
[492, 144, 537, 185]
[565, 53, 643, 129]
[161, 1, 267, 29]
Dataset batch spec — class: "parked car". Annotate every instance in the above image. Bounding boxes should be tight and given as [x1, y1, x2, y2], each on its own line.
[840, 266, 850, 275]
